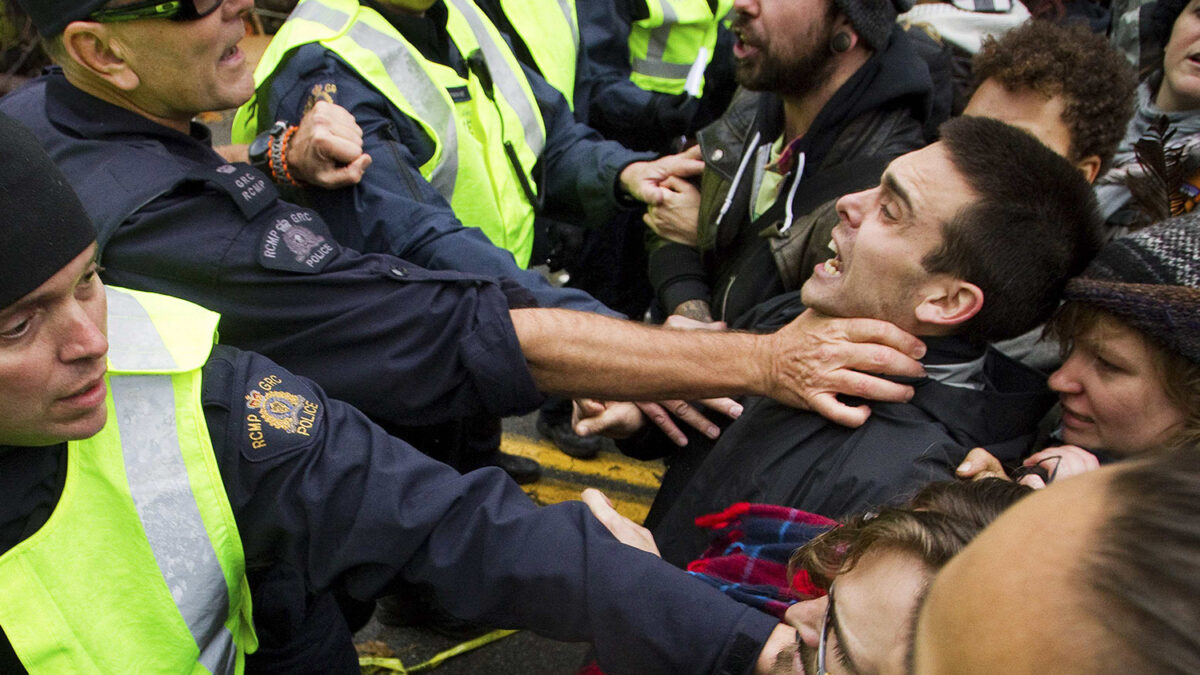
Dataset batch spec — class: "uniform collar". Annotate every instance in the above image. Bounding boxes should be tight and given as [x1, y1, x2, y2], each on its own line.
[43, 67, 214, 149]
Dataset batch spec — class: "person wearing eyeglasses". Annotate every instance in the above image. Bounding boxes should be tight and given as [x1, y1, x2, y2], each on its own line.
[910, 444, 1200, 673]
[773, 480, 1030, 675]
[581, 479, 1031, 675]
[0, 1, 936, 672]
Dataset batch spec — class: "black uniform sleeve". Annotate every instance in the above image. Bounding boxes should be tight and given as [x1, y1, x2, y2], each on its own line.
[99, 188, 542, 428]
[202, 346, 778, 675]
[525, 61, 657, 229]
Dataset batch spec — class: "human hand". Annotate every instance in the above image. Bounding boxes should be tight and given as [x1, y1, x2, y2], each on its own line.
[956, 447, 1010, 481]
[662, 314, 726, 332]
[581, 488, 660, 557]
[572, 399, 647, 439]
[671, 299, 714, 323]
[1017, 445, 1100, 488]
[286, 101, 372, 188]
[618, 145, 704, 206]
[573, 398, 741, 446]
[644, 175, 702, 246]
[762, 309, 926, 427]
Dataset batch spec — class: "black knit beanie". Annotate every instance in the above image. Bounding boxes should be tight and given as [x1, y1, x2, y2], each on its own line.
[1064, 216, 1200, 363]
[832, 0, 914, 52]
[0, 112, 97, 309]
[16, 0, 111, 37]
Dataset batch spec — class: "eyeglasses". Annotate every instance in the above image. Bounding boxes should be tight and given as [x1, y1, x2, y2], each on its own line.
[817, 587, 834, 675]
[1009, 455, 1061, 485]
[89, 0, 224, 23]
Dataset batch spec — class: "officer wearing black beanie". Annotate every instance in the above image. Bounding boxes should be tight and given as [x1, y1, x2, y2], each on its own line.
[0, 108, 799, 674]
[0, 112, 95, 309]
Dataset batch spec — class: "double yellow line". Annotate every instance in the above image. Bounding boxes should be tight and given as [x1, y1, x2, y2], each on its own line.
[500, 433, 663, 523]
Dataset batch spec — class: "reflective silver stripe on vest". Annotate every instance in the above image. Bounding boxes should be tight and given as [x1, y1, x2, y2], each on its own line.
[446, 0, 546, 157]
[107, 291, 236, 674]
[556, 0, 579, 50]
[292, 0, 459, 199]
[632, 0, 692, 80]
[106, 289, 178, 371]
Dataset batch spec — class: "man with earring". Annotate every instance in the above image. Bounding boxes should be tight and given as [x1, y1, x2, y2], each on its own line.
[644, 0, 944, 327]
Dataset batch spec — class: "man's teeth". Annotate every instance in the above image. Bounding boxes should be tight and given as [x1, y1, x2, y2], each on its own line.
[824, 240, 842, 275]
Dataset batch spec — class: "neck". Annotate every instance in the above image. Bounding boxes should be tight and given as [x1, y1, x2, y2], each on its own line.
[780, 49, 871, 142]
[64, 69, 192, 134]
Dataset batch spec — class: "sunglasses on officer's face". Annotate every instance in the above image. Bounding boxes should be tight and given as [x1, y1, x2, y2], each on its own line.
[89, 0, 224, 23]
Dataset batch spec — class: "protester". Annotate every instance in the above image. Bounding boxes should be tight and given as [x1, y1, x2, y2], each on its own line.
[579, 117, 1103, 564]
[583, 479, 1031, 675]
[959, 215, 1200, 486]
[911, 445, 1200, 673]
[1095, 0, 1200, 234]
[644, 0, 940, 325]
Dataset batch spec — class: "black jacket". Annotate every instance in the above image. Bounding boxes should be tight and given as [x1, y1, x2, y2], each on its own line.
[636, 293, 1055, 567]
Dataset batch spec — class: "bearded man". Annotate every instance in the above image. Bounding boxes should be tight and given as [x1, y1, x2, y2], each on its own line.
[645, 0, 943, 325]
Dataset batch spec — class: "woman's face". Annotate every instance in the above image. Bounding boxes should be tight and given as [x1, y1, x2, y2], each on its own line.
[1049, 316, 1187, 456]
[1157, 0, 1200, 111]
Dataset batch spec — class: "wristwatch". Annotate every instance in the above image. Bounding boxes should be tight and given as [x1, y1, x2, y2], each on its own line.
[248, 120, 289, 173]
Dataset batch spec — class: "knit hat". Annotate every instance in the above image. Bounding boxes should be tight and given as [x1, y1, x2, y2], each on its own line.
[0, 112, 97, 309]
[15, 0, 111, 37]
[1064, 215, 1200, 363]
[832, 0, 914, 52]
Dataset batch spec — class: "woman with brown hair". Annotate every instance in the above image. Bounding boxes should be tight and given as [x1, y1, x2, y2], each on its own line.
[960, 215, 1200, 486]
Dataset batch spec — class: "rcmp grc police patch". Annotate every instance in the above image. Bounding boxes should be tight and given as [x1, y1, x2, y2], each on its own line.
[242, 371, 323, 461]
[257, 206, 339, 274]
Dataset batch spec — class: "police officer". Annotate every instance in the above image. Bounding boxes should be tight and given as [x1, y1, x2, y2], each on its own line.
[1, 0, 926, 463]
[0, 110, 810, 674]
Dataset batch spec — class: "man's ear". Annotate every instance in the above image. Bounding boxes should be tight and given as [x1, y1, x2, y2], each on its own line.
[1077, 155, 1102, 184]
[61, 21, 140, 92]
[914, 278, 984, 329]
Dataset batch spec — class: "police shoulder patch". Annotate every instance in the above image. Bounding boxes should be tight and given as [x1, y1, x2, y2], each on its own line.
[257, 206, 340, 274]
[241, 369, 324, 461]
[304, 82, 338, 115]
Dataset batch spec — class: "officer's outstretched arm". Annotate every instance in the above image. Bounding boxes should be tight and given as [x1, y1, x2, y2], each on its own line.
[510, 307, 928, 428]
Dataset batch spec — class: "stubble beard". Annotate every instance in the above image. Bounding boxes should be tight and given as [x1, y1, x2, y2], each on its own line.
[734, 23, 838, 99]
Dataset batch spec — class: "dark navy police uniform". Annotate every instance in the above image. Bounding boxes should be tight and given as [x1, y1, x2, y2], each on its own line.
[0, 345, 778, 674]
[0, 70, 543, 432]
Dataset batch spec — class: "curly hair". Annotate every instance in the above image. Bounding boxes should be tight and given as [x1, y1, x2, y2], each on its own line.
[972, 20, 1137, 174]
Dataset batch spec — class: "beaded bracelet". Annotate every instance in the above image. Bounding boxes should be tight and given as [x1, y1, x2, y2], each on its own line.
[267, 125, 302, 186]
[279, 125, 302, 187]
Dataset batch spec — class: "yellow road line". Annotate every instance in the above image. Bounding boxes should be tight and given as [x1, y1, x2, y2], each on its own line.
[502, 433, 663, 524]
[501, 433, 662, 488]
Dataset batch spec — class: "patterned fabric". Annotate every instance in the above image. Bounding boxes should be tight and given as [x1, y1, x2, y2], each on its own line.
[1065, 215, 1200, 362]
[685, 503, 839, 619]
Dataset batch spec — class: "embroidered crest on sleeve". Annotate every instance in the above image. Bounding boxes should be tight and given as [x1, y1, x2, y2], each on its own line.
[304, 83, 338, 114]
[242, 372, 322, 459]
